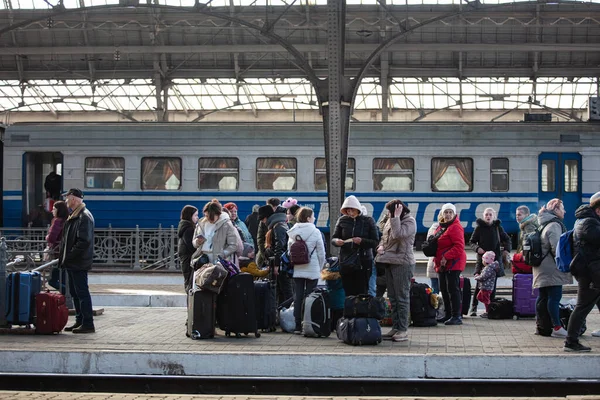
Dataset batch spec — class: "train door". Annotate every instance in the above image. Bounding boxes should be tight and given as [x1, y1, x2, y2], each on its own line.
[22, 152, 63, 227]
[538, 152, 581, 229]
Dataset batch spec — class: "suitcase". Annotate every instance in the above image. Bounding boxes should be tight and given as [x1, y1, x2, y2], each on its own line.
[255, 279, 276, 332]
[303, 288, 331, 337]
[336, 317, 382, 346]
[460, 276, 472, 316]
[35, 291, 69, 334]
[5, 271, 42, 326]
[187, 290, 217, 339]
[512, 273, 538, 318]
[217, 273, 260, 338]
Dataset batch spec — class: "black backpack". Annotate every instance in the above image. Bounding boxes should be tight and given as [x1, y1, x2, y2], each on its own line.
[410, 282, 437, 327]
[522, 219, 559, 267]
[488, 298, 514, 319]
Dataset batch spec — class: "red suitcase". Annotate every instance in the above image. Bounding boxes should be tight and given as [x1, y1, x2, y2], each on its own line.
[35, 291, 69, 334]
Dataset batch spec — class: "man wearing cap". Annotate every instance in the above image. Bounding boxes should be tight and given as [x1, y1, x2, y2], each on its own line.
[59, 188, 96, 334]
[564, 191, 600, 352]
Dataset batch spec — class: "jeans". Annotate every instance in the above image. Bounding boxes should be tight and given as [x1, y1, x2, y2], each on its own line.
[566, 274, 600, 343]
[293, 278, 318, 328]
[536, 285, 563, 327]
[277, 271, 294, 306]
[67, 269, 94, 328]
[439, 270, 461, 318]
[430, 277, 440, 294]
[368, 262, 377, 297]
[385, 264, 413, 332]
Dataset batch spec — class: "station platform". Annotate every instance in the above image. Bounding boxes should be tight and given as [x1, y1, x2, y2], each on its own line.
[1, 304, 599, 381]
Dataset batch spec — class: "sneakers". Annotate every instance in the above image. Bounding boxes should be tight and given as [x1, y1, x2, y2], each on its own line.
[551, 327, 568, 338]
[564, 341, 591, 352]
[591, 330, 600, 337]
[72, 326, 95, 334]
[64, 323, 82, 332]
[469, 305, 477, 317]
[392, 331, 409, 342]
[436, 315, 451, 324]
[293, 330, 302, 335]
[479, 313, 488, 319]
[382, 329, 399, 340]
[444, 317, 463, 326]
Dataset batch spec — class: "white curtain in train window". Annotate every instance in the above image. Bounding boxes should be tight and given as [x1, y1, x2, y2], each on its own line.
[431, 158, 473, 192]
[198, 158, 239, 190]
[141, 157, 181, 190]
[372, 158, 414, 191]
[256, 158, 296, 190]
[84, 157, 125, 189]
[314, 158, 355, 191]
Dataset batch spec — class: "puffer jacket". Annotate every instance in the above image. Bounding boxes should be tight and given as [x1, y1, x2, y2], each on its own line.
[287, 222, 326, 280]
[532, 210, 572, 289]
[177, 219, 195, 291]
[469, 218, 511, 273]
[375, 212, 416, 267]
[475, 261, 500, 291]
[518, 213, 539, 253]
[265, 212, 289, 267]
[426, 222, 439, 278]
[574, 205, 600, 281]
[193, 212, 240, 263]
[59, 204, 95, 271]
[434, 216, 466, 273]
[331, 214, 378, 266]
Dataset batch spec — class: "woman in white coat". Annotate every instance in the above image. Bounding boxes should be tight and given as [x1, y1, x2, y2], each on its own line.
[286, 207, 326, 334]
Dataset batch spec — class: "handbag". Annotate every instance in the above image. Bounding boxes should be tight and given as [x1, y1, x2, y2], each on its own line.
[339, 250, 362, 272]
[422, 228, 446, 257]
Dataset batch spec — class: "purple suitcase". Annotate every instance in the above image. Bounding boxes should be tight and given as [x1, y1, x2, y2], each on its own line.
[512, 274, 539, 318]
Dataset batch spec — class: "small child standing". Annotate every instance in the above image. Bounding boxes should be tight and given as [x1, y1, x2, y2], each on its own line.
[473, 251, 500, 318]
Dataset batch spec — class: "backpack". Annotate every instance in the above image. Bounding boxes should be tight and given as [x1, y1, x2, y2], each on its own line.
[555, 229, 575, 273]
[289, 233, 316, 265]
[522, 219, 558, 267]
[409, 282, 437, 327]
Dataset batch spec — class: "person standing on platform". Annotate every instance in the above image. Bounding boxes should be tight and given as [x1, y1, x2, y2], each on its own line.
[564, 192, 600, 352]
[473, 251, 501, 318]
[224, 202, 253, 246]
[534, 198, 572, 338]
[375, 200, 416, 342]
[426, 210, 444, 295]
[362, 205, 379, 298]
[245, 204, 260, 252]
[59, 188, 96, 334]
[331, 195, 378, 296]
[46, 200, 69, 292]
[434, 203, 466, 326]
[255, 205, 274, 268]
[516, 205, 538, 253]
[178, 205, 199, 293]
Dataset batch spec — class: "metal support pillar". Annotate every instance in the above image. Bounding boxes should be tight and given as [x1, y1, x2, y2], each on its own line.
[0, 238, 7, 327]
[319, 0, 355, 251]
[381, 54, 389, 122]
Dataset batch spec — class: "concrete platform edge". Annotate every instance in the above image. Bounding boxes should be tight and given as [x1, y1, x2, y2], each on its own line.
[1, 350, 599, 379]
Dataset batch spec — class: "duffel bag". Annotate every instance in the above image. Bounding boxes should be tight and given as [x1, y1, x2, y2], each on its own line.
[343, 294, 386, 319]
[488, 298, 514, 319]
[194, 262, 228, 294]
[336, 317, 381, 346]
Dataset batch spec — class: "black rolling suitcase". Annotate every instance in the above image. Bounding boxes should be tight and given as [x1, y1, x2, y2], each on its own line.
[217, 273, 260, 338]
[187, 290, 217, 340]
[460, 276, 472, 316]
[255, 279, 277, 332]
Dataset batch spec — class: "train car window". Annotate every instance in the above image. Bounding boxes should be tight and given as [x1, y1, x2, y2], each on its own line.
[490, 158, 509, 192]
[541, 160, 555, 192]
[256, 158, 296, 191]
[314, 158, 355, 191]
[84, 157, 125, 189]
[564, 160, 578, 192]
[431, 158, 473, 192]
[141, 157, 181, 190]
[373, 158, 414, 191]
[199, 158, 239, 190]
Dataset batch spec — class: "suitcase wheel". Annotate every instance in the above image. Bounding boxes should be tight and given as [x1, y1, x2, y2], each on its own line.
[225, 331, 231, 337]
[191, 330, 201, 340]
[235, 333, 242, 338]
[255, 332, 261, 338]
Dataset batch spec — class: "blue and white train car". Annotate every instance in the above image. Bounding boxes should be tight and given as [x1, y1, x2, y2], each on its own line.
[2, 122, 599, 242]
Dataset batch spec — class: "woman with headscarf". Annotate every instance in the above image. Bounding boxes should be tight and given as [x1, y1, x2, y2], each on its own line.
[534, 198, 572, 338]
[375, 199, 416, 342]
[434, 203, 467, 326]
[331, 195, 378, 296]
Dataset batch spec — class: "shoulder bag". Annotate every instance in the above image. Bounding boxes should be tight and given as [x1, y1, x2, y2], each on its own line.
[422, 227, 446, 257]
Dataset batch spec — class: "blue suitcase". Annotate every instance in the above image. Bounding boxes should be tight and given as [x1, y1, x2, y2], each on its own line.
[5, 271, 42, 326]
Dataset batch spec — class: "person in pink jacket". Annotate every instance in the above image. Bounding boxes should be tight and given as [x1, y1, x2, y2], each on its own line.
[46, 200, 69, 292]
[434, 203, 467, 325]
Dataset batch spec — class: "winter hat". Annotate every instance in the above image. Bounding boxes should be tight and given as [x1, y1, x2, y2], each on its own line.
[546, 198, 563, 212]
[258, 205, 274, 220]
[441, 203, 456, 214]
[340, 195, 362, 215]
[590, 191, 600, 209]
[360, 206, 368, 217]
[282, 197, 298, 209]
[482, 251, 496, 265]
[223, 202, 237, 211]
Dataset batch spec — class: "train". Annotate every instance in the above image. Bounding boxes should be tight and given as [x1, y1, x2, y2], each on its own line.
[2, 122, 599, 243]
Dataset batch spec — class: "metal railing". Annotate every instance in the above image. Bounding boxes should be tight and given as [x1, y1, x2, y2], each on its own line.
[0, 226, 180, 270]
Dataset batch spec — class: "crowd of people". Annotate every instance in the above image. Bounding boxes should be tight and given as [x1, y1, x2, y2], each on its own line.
[41, 188, 600, 349]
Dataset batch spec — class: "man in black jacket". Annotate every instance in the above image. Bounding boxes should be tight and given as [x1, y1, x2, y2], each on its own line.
[59, 188, 96, 334]
[564, 191, 600, 352]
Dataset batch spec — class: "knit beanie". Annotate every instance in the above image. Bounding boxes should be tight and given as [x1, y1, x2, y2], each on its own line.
[258, 205, 274, 220]
[223, 202, 237, 211]
[441, 203, 456, 214]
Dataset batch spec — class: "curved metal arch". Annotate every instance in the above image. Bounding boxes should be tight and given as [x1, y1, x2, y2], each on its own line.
[352, 0, 600, 102]
[412, 99, 582, 122]
[190, 99, 319, 122]
[0, 3, 323, 101]
[0, 100, 139, 121]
